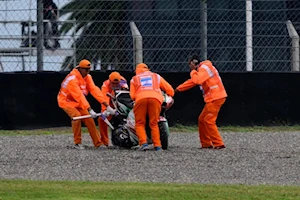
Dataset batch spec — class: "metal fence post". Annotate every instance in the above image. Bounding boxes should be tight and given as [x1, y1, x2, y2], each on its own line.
[36, 0, 43, 71]
[246, 0, 253, 71]
[286, 20, 300, 71]
[200, 0, 207, 61]
[130, 21, 143, 70]
[73, 20, 77, 68]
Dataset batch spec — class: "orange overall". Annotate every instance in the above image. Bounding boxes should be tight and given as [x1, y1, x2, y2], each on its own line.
[176, 60, 227, 148]
[130, 63, 174, 148]
[98, 75, 128, 146]
[57, 68, 106, 147]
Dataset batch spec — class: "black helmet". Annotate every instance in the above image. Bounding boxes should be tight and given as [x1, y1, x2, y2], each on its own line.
[111, 127, 132, 148]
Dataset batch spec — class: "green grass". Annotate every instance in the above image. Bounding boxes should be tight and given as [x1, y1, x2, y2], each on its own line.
[0, 127, 72, 136]
[0, 179, 299, 200]
[1, 125, 300, 136]
[170, 124, 300, 133]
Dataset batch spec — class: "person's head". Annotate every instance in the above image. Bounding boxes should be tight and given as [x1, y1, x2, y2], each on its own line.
[135, 63, 149, 74]
[43, 0, 54, 7]
[188, 54, 200, 71]
[76, 59, 91, 77]
[109, 71, 122, 89]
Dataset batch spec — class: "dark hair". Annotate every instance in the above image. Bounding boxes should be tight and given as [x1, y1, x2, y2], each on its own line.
[188, 54, 200, 65]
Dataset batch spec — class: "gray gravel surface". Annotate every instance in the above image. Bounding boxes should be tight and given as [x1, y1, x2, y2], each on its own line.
[1, 131, 300, 185]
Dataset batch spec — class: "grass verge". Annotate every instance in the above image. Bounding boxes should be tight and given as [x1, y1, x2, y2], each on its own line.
[0, 179, 300, 200]
[1, 124, 300, 136]
[170, 124, 300, 133]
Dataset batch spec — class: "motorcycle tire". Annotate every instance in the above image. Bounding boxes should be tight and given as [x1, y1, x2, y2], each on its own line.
[158, 121, 170, 150]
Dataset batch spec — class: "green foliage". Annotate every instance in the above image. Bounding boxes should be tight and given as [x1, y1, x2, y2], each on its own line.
[0, 180, 299, 200]
[59, 0, 128, 70]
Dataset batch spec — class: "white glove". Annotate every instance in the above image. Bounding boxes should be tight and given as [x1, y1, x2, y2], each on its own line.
[106, 106, 116, 115]
[89, 109, 97, 118]
[103, 110, 111, 117]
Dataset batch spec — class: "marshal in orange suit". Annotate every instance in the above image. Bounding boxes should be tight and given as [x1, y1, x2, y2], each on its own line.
[57, 59, 114, 150]
[98, 71, 128, 146]
[130, 63, 174, 151]
[176, 55, 227, 149]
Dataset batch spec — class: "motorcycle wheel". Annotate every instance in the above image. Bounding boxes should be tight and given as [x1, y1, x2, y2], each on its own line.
[159, 121, 170, 150]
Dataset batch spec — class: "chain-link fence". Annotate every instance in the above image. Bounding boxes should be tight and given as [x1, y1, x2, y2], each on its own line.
[0, 0, 300, 72]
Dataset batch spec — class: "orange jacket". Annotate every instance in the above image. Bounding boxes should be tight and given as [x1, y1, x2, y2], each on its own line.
[101, 76, 128, 108]
[57, 69, 106, 109]
[176, 60, 227, 103]
[130, 68, 174, 104]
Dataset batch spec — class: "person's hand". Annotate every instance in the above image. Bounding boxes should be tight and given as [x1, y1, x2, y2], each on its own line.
[102, 110, 111, 117]
[173, 89, 180, 99]
[106, 106, 116, 115]
[88, 108, 97, 118]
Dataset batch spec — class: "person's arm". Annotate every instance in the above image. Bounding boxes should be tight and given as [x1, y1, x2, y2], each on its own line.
[52, 2, 59, 18]
[101, 81, 111, 108]
[190, 66, 211, 85]
[86, 75, 107, 106]
[86, 75, 116, 115]
[159, 75, 175, 97]
[129, 78, 136, 101]
[176, 79, 197, 92]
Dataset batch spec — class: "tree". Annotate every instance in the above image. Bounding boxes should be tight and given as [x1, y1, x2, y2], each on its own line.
[59, 0, 128, 71]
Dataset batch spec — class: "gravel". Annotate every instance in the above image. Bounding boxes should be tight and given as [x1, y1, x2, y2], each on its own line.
[1, 131, 300, 185]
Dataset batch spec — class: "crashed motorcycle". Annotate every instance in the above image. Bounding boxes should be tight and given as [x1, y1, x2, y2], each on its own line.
[107, 90, 174, 150]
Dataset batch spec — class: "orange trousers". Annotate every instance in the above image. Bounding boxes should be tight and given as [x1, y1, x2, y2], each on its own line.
[134, 98, 161, 147]
[98, 113, 112, 146]
[62, 107, 102, 147]
[198, 98, 226, 148]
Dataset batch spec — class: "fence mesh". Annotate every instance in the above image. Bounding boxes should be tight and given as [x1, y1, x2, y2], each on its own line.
[0, 0, 299, 72]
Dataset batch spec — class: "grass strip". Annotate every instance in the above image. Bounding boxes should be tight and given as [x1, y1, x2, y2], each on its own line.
[0, 179, 300, 200]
